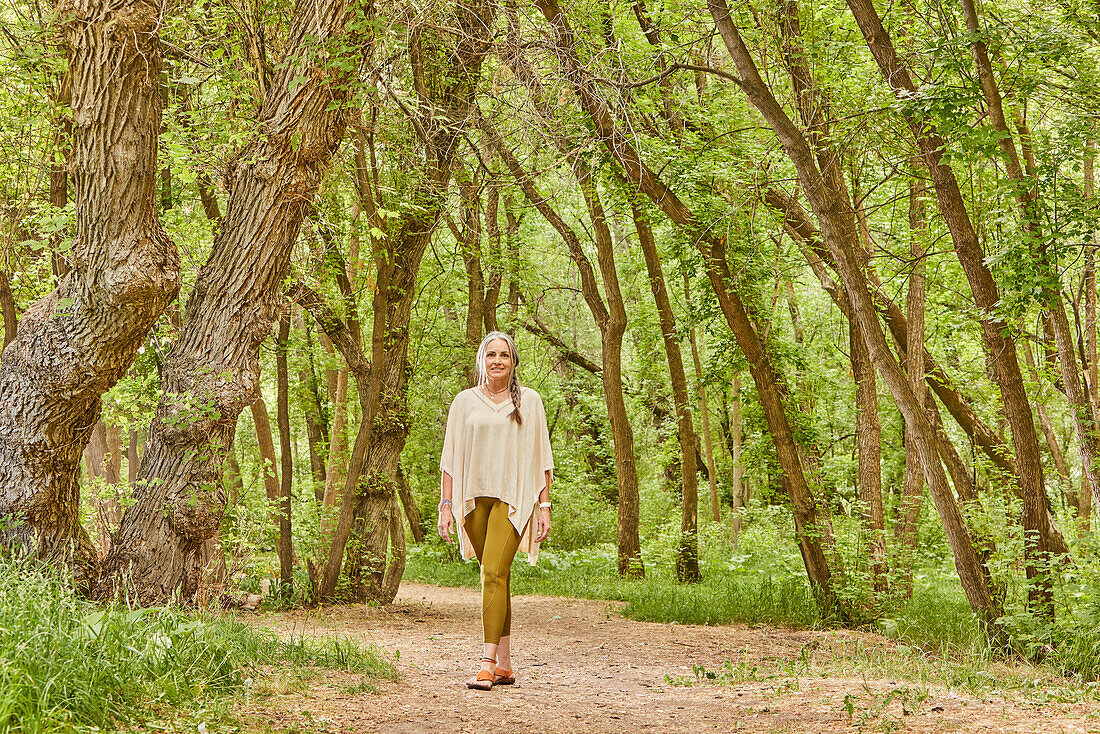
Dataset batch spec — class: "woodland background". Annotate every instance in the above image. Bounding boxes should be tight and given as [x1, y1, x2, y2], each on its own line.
[3, 0, 1100, 692]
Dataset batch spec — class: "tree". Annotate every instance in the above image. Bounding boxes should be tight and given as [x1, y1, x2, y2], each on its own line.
[316, 0, 495, 603]
[0, 0, 180, 589]
[103, 0, 359, 602]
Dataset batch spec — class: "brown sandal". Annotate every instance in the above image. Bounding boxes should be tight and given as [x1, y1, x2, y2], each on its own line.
[467, 658, 496, 690]
[493, 667, 515, 685]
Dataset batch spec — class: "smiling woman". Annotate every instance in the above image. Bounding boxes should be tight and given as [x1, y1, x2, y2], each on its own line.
[437, 331, 554, 690]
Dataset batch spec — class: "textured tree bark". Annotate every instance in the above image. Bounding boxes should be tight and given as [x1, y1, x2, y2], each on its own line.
[103, 0, 356, 602]
[0, 0, 180, 588]
[844, 0, 1058, 608]
[127, 429, 142, 485]
[297, 318, 328, 502]
[251, 394, 281, 511]
[395, 464, 424, 543]
[722, 377, 744, 539]
[1084, 142, 1097, 531]
[276, 312, 294, 589]
[895, 173, 927, 596]
[683, 275, 721, 524]
[318, 0, 493, 602]
[575, 163, 643, 579]
[0, 269, 15, 347]
[456, 168, 486, 386]
[532, 0, 839, 606]
[710, 0, 998, 624]
[633, 202, 700, 582]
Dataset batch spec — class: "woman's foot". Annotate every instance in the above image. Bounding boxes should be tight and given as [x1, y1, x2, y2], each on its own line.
[493, 666, 516, 685]
[466, 657, 496, 690]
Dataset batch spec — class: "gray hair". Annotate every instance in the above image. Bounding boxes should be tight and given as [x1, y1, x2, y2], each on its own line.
[475, 331, 522, 425]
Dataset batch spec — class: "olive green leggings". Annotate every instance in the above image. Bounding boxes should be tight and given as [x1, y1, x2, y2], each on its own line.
[463, 497, 521, 644]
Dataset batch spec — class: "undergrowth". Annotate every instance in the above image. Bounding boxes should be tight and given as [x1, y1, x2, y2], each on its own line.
[0, 562, 397, 734]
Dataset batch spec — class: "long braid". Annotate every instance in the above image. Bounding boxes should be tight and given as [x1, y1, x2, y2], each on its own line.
[509, 370, 523, 425]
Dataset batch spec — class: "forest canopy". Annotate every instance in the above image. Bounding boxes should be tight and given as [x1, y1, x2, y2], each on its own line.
[1, 0, 1099, 656]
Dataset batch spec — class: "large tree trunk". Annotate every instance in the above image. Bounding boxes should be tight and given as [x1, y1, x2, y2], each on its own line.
[103, 0, 356, 603]
[0, 0, 180, 589]
[531, 0, 841, 609]
[317, 0, 493, 602]
[844, 0, 1058, 612]
[709, 0, 998, 625]
[633, 203, 700, 582]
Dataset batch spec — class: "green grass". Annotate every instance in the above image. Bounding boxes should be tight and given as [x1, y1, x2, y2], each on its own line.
[405, 541, 822, 628]
[0, 562, 397, 734]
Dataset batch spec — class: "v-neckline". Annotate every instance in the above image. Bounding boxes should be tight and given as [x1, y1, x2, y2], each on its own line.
[473, 386, 513, 412]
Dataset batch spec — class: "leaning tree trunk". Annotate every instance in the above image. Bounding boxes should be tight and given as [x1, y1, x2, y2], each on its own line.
[895, 171, 927, 596]
[844, 0, 1057, 610]
[0, 0, 180, 590]
[317, 0, 494, 603]
[102, 0, 356, 603]
[633, 202, 700, 582]
[709, 0, 999, 626]
[767, 184, 1071, 557]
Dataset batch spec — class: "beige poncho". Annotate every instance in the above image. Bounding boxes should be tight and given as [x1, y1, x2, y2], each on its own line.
[440, 385, 554, 564]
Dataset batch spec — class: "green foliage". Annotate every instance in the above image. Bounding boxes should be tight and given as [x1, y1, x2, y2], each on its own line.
[0, 560, 396, 733]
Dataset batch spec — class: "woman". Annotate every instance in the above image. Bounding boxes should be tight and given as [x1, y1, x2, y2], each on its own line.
[438, 332, 553, 690]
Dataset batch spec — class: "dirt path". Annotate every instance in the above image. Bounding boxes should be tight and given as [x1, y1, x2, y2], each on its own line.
[247, 583, 1099, 733]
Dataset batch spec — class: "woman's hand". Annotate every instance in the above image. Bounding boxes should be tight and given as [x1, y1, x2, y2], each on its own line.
[536, 506, 551, 542]
[438, 505, 455, 542]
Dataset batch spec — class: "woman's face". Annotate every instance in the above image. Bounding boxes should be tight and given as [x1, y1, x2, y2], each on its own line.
[483, 338, 514, 382]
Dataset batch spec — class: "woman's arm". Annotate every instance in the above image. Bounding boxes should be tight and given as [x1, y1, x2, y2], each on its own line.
[438, 471, 455, 542]
[536, 470, 552, 542]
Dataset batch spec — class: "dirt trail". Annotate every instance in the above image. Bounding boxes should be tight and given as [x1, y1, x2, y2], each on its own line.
[248, 582, 1098, 733]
